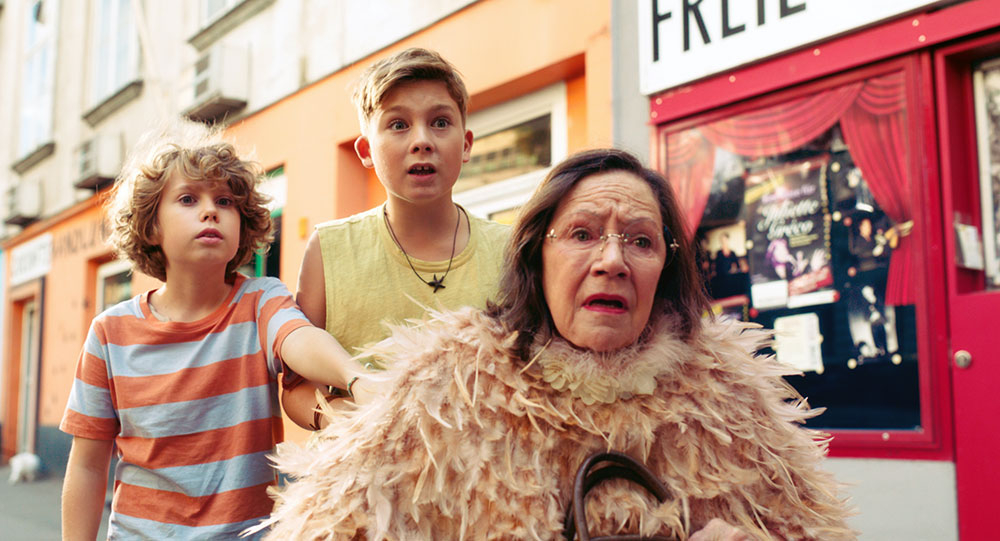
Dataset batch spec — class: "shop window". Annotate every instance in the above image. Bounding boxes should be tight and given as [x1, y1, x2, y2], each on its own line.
[458, 114, 551, 192]
[96, 259, 132, 312]
[89, 0, 139, 108]
[663, 69, 921, 432]
[454, 83, 567, 220]
[973, 57, 1000, 288]
[18, 0, 58, 159]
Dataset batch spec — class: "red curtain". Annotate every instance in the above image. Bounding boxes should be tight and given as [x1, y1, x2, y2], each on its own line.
[700, 83, 862, 158]
[663, 71, 914, 304]
[666, 129, 715, 234]
[840, 72, 913, 305]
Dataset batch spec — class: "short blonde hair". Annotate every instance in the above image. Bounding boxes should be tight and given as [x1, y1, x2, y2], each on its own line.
[352, 47, 469, 131]
[106, 122, 273, 281]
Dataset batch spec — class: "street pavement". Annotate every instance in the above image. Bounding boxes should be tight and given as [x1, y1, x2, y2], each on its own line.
[0, 465, 109, 540]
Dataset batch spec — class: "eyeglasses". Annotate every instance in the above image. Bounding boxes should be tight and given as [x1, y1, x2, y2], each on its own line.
[545, 225, 680, 266]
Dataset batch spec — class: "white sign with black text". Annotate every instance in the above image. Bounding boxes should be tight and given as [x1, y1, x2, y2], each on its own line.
[10, 233, 53, 286]
[638, 0, 949, 95]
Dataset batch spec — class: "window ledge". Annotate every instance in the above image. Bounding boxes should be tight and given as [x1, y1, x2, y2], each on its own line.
[12, 141, 55, 174]
[83, 80, 143, 127]
[188, 0, 275, 52]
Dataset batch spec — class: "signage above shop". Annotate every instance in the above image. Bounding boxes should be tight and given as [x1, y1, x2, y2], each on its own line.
[10, 233, 52, 286]
[638, 0, 948, 95]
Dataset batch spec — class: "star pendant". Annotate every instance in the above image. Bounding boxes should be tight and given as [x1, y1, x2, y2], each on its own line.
[428, 275, 446, 293]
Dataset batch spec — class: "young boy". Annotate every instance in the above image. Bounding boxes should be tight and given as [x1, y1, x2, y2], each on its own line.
[59, 124, 368, 539]
[282, 48, 510, 429]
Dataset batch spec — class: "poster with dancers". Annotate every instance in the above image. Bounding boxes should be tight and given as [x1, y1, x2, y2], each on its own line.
[745, 158, 833, 309]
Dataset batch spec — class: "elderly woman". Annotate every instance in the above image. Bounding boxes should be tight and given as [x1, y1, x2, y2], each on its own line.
[259, 149, 853, 540]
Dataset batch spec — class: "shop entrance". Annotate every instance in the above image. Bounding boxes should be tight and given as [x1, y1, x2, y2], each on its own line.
[935, 32, 1000, 540]
[1, 294, 41, 461]
[16, 300, 39, 455]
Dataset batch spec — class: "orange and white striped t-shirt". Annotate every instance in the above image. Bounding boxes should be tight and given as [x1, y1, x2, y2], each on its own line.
[60, 274, 310, 539]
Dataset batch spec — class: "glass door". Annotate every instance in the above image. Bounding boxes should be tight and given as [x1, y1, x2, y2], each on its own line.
[16, 300, 38, 455]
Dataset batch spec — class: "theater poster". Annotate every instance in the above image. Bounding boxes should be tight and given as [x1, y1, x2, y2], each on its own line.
[745, 158, 833, 309]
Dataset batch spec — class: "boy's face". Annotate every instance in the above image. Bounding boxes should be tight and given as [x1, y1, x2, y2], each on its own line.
[154, 170, 241, 276]
[354, 80, 473, 206]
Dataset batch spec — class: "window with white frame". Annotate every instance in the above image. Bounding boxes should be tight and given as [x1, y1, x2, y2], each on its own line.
[19, 0, 58, 158]
[454, 83, 567, 220]
[90, 0, 139, 107]
[96, 259, 132, 312]
[201, 0, 241, 27]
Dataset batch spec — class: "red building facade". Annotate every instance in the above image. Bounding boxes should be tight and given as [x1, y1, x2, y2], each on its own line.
[642, 1, 1000, 538]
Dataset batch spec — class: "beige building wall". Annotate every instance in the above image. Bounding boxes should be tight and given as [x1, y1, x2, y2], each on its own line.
[0, 0, 603, 467]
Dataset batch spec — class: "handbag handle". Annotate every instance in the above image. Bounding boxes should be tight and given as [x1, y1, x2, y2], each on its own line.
[562, 451, 675, 541]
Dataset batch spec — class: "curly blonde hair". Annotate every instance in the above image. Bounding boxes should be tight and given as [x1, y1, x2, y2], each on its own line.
[352, 47, 469, 132]
[106, 123, 273, 281]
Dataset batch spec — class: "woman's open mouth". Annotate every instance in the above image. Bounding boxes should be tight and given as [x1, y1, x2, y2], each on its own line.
[583, 294, 628, 313]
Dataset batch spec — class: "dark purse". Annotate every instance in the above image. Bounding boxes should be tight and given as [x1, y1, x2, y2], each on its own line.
[562, 451, 675, 541]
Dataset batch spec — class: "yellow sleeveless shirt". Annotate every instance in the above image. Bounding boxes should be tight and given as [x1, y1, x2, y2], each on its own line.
[317, 204, 509, 355]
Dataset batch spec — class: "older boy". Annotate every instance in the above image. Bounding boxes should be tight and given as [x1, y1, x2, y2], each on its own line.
[282, 48, 509, 429]
[60, 124, 368, 539]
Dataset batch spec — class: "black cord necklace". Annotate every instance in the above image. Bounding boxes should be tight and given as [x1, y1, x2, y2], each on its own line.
[383, 204, 466, 293]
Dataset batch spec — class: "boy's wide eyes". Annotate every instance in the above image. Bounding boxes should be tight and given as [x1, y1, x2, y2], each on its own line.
[176, 194, 234, 207]
[385, 118, 452, 130]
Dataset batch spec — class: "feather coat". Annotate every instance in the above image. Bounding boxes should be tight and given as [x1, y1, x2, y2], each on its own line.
[259, 308, 854, 540]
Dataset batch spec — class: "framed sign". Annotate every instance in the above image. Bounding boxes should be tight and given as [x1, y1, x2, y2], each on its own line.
[638, 0, 950, 95]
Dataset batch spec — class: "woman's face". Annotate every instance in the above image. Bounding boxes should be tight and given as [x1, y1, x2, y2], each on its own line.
[541, 171, 667, 352]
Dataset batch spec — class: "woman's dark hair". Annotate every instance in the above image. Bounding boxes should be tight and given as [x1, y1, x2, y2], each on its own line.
[488, 148, 711, 361]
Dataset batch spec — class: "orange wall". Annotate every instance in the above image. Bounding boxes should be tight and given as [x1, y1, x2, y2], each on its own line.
[224, 0, 612, 443]
[226, 0, 612, 294]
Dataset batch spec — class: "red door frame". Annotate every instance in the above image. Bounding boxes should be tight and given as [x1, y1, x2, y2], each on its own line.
[647, 0, 1000, 460]
[933, 30, 1000, 541]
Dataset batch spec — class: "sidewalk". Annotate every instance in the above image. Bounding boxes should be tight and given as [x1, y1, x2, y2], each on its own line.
[0, 466, 109, 540]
